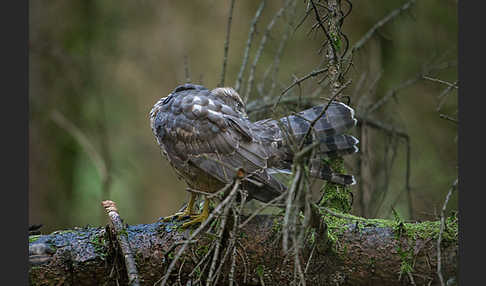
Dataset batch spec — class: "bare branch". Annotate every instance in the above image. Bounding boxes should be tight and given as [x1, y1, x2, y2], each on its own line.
[268, 0, 298, 98]
[423, 76, 458, 89]
[243, 2, 289, 103]
[234, 0, 266, 93]
[437, 178, 458, 286]
[50, 110, 108, 186]
[159, 180, 241, 286]
[437, 80, 458, 112]
[347, 0, 416, 55]
[102, 200, 140, 286]
[439, 114, 458, 124]
[272, 68, 328, 110]
[219, 0, 236, 87]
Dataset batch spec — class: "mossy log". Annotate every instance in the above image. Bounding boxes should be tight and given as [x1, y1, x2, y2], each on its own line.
[29, 214, 457, 285]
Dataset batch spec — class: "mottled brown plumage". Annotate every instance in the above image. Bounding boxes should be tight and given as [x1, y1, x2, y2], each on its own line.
[150, 83, 358, 225]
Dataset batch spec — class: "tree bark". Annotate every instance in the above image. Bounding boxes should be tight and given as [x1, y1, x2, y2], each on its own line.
[29, 215, 457, 285]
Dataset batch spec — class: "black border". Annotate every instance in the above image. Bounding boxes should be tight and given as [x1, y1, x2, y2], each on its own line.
[2, 0, 28, 284]
[458, 2, 484, 286]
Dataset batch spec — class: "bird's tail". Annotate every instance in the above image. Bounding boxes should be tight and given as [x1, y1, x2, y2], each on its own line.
[271, 101, 359, 185]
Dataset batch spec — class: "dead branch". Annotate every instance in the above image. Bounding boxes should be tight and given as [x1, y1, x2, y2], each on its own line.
[235, 0, 266, 94]
[348, 0, 416, 56]
[218, 0, 236, 87]
[102, 200, 140, 286]
[437, 178, 458, 286]
[243, 0, 290, 103]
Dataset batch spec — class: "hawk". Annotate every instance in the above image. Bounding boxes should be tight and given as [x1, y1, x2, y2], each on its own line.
[150, 83, 358, 227]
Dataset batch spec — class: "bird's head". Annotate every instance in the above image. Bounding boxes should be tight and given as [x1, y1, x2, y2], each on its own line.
[211, 87, 247, 117]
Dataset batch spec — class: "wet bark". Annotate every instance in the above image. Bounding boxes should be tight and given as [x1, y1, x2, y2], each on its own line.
[29, 215, 457, 285]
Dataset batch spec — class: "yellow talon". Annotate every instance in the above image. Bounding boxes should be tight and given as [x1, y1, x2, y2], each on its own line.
[182, 198, 210, 228]
[162, 192, 197, 221]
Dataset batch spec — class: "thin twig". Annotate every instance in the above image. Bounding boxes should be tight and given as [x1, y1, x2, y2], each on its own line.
[268, 0, 298, 98]
[206, 191, 236, 286]
[51, 110, 108, 190]
[159, 180, 241, 286]
[213, 205, 240, 285]
[102, 200, 141, 286]
[304, 243, 316, 274]
[320, 205, 367, 221]
[239, 190, 288, 228]
[436, 80, 458, 112]
[439, 114, 458, 124]
[293, 237, 306, 286]
[405, 137, 413, 219]
[347, 0, 416, 56]
[297, 79, 352, 151]
[272, 68, 328, 110]
[366, 76, 421, 114]
[357, 115, 409, 139]
[408, 272, 417, 286]
[235, 0, 266, 93]
[186, 185, 233, 199]
[422, 76, 458, 89]
[366, 60, 455, 115]
[437, 178, 458, 286]
[164, 240, 199, 262]
[243, 2, 289, 103]
[283, 165, 302, 253]
[309, 0, 337, 63]
[188, 243, 216, 278]
[228, 246, 237, 286]
[219, 0, 236, 87]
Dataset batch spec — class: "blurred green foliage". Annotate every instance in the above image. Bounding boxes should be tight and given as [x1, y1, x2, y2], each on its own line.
[29, 0, 457, 233]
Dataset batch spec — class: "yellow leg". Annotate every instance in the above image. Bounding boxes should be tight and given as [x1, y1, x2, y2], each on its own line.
[182, 197, 210, 228]
[162, 192, 197, 221]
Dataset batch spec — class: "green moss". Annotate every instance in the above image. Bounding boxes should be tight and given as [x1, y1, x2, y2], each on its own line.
[117, 228, 128, 237]
[320, 207, 458, 243]
[318, 158, 352, 212]
[399, 255, 414, 277]
[369, 257, 376, 269]
[391, 209, 458, 278]
[195, 245, 209, 257]
[318, 207, 458, 261]
[89, 233, 108, 260]
[193, 266, 201, 279]
[272, 218, 282, 233]
[395, 231, 415, 276]
[391, 208, 406, 239]
[330, 31, 342, 51]
[308, 229, 316, 244]
[256, 265, 264, 278]
[29, 235, 41, 243]
[31, 265, 41, 270]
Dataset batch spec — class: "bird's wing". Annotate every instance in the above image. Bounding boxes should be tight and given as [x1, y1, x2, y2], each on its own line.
[152, 85, 285, 201]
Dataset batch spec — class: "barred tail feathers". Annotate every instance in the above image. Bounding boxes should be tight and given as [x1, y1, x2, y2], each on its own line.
[317, 134, 359, 158]
[277, 102, 359, 158]
[309, 158, 356, 186]
[276, 102, 358, 185]
[278, 102, 357, 143]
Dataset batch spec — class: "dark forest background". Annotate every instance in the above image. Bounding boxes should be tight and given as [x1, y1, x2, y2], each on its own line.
[29, 0, 457, 233]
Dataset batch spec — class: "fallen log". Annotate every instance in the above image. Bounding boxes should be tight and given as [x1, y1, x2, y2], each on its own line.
[28, 212, 457, 285]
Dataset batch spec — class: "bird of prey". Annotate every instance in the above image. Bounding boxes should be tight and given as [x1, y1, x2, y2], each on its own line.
[150, 83, 358, 227]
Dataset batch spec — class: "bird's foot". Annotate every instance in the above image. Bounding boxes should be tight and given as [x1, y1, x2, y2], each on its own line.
[181, 212, 209, 228]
